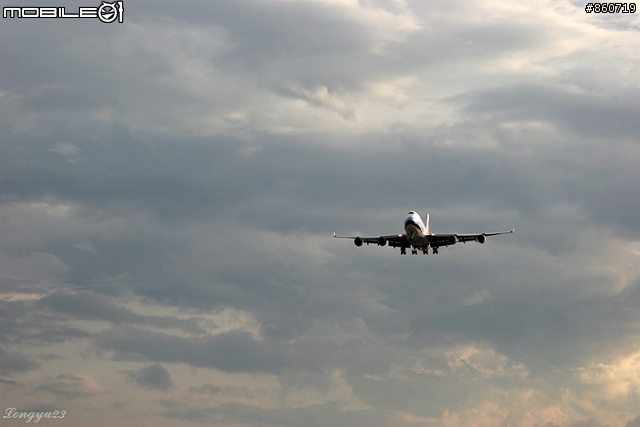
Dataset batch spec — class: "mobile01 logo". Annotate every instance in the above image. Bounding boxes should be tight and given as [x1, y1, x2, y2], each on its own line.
[3, 1, 123, 23]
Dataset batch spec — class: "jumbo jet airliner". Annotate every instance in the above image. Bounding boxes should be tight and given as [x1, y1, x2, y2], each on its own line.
[334, 211, 514, 255]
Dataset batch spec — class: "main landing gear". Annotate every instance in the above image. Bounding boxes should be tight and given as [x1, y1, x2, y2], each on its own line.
[400, 247, 438, 255]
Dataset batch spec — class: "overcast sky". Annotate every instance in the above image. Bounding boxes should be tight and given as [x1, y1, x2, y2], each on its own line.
[2, 1, 640, 426]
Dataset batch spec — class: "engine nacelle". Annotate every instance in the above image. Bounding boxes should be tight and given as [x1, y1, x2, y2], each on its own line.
[448, 234, 458, 245]
[354, 237, 363, 247]
[378, 236, 387, 247]
[476, 234, 486, 244]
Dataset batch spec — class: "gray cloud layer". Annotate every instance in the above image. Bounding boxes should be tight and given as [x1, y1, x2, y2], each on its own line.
[1, 0, 640, 426]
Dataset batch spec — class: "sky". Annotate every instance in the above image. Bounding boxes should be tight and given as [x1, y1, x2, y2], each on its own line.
[1, 0, 640, 426]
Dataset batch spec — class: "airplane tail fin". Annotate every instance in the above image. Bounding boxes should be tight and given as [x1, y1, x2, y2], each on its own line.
[425, 213, 430, 234]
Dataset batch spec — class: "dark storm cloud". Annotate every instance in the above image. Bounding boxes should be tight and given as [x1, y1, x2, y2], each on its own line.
[452, 84, 640, 236]
[2, 116, 637, 374]
[1, 127, 261, 222]
[0, 377, 21, 386]
[1, 134, 526, 352]
[96, 326, 332, 374]
[0, 348, 40, 376]
[2, 0, 640, 425]
[36, 290, 245, 336]
[0, 299, 28, 342]
[131, 0, 410, 82]
[23, 325, 92, 345]
[37, 290, 145, 324]
[0, 298, 93, 356]
[126, 0, 544, 92]
[3, 121, 637, 366]
[408, 277, 640, 371]
[457, 84, 640, 139]
[0, 0, 549, 130]
[2, 127, 530, 226]
[122, 362, 174, 391]
[6, 122, 632, 248]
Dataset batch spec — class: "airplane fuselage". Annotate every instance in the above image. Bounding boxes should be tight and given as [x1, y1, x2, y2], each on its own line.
[404, 211, 427, 240]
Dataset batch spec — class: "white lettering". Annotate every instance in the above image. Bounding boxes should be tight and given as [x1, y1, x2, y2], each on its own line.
[59, 7, 79, 18]
[40, 7, 57, 17]
[3, 7, 21, 18]
[79, 7, 97, 18]
[3, 408, 67, 421]
[3, 3, 122, 22]
[21, 7, 39, 17]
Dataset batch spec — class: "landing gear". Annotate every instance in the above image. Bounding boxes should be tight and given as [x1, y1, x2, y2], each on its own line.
[401, 246, 438, 255]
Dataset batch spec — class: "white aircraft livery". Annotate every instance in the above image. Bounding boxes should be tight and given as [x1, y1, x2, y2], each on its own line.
[334, 211, 514, 255]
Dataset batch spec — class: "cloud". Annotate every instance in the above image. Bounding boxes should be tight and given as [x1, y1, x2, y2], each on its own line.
[96, 326, 331, 374]
[456, 84, 640, 139]
[49, 142, 82, 161]
[626, 416, 640, 427]
[0, 348, 40, 376]
[188, 382, 278, 409]
[37, 290, 146, 324]
[2, 0, 640, 426]
[30, 373, 104, 400]
[122, 363, 174, 391]
[461, 289, 494, 306]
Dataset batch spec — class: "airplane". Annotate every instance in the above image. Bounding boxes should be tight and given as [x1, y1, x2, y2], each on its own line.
[334, 211, 514, 255]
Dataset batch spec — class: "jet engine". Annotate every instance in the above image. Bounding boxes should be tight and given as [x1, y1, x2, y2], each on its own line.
[448, 234, 458, 245]
[354, 237, 363, 247]
[378, 236, 387, 246]
[475, 234, 486, 244]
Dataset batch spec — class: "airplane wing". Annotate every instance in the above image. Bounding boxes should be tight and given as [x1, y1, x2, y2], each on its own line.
[334, 228, 514, 254]
[333, 232, 410, 247]
[429, 228, 515, 246]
